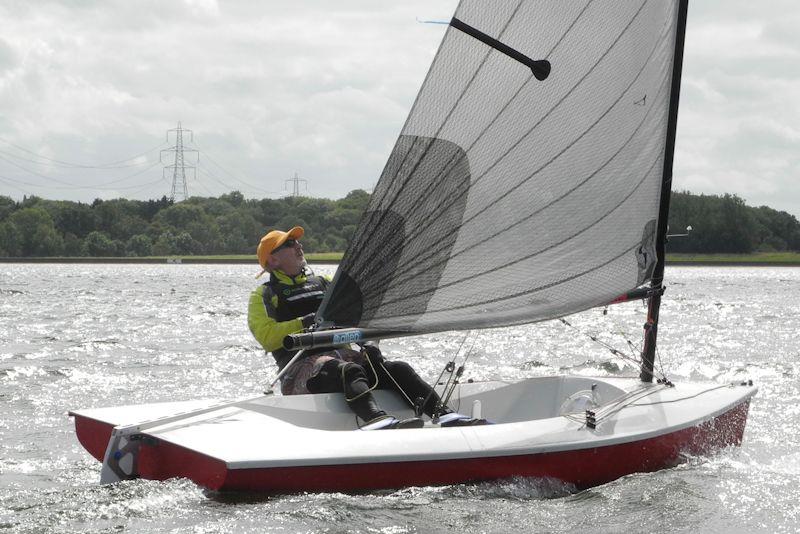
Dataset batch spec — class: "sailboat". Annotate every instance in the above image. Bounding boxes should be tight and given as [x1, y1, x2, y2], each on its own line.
[71, 0, 756, 493]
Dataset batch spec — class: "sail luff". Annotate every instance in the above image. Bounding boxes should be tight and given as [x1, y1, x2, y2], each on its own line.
[640, 0, 689, 383]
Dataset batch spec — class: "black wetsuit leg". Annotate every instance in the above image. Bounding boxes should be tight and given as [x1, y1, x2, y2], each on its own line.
[305, 359, 386, 422]
[375, 360, 449, 417]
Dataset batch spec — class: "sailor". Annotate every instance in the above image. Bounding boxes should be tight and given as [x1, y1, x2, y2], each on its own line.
[248, 226, 487, 430]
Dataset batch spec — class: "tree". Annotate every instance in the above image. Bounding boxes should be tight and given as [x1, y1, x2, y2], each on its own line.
[337, 189, 371, 211]
[0, 196, 15, 222]
[255, 198, 289, 227]
[51, 202, 97, 238]
[219, 190, 244, 207]
[62, 233, 86, 257]
[217, 209, 261, 253]
[153, 203, 209, 230]
[716, 194, 756, 253]
[152, 232, 178, 255]
[175, 232, 202, 254]
[7, 207, 63, 256]
[0, 221, 20, 256]
[126, 234, 153, 257]
[83, 231, 117, 256]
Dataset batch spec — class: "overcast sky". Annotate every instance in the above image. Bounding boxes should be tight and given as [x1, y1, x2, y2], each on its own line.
[0, 1, 797, 217]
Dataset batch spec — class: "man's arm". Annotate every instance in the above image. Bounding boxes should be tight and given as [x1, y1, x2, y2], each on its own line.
[247, 285, 303, 352]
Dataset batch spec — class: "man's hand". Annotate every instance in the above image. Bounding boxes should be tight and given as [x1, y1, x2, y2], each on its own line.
[301, 313, 316, 329]
[361, 343, 385, 364]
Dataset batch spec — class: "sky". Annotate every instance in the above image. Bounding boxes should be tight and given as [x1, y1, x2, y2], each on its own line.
[0, 0, 797, 217]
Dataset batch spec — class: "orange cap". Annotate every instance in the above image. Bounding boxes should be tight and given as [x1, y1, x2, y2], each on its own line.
[256, 226, 304, 270]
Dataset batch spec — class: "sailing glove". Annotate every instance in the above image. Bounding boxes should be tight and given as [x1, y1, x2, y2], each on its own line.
[300, 313, 316, 329]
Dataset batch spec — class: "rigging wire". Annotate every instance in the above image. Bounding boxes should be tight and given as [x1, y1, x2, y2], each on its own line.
[440, 346, 475, 411]
[559, 317, 648, 374]
[558, 308, 672, 383]
[436, 331, 479, 419]
[414, 331, 472, 418]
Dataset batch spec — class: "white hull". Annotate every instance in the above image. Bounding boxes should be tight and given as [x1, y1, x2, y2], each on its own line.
[70, 376, 756, 493]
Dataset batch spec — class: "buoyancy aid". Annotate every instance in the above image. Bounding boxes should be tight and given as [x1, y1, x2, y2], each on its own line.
[263, 269, 329, 369]
[269, 270, 328, 322]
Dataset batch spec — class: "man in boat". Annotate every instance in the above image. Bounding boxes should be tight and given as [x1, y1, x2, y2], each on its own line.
[248, 226, 486, 430]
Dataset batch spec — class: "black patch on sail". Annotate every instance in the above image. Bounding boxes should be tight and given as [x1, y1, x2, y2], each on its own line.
[320, 135, 472, 328]
[636, 219, 657, 285]
[320, 210, 404, 327]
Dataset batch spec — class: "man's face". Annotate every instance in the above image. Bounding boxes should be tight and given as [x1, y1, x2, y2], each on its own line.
[269, 239, 306, 275]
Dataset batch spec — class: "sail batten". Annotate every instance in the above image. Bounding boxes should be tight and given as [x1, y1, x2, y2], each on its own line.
[317, 0, 682, 334]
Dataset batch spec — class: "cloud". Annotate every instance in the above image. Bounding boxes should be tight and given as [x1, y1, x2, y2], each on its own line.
[674, 3, 800, 216]
[0, 0, 459, 201]
[0, 0, 797, 219]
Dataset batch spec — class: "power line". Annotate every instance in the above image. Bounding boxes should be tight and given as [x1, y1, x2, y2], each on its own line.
[0, 137, 167, 169]
[0, 174, 32, 196]
[196, 163, 239, 192]
[127, 176, 173, 198]
[191, 141, 283, 196]
[0, 154, 163, 190]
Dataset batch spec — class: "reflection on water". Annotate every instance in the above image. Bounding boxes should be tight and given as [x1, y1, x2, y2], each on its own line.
[0, 264, 798, 533]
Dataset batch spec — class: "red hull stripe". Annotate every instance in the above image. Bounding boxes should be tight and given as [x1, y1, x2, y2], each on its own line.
[72, 400, 750, 492]
[73, 415, 114, 462]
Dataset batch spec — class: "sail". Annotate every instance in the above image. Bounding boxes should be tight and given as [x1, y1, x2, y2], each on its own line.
[317, 0, 683, 334]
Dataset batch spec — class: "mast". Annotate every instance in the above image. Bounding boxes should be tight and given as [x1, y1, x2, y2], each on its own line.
[640, 0, 689, 383]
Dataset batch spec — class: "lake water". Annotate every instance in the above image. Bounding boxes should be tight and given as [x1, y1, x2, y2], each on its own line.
[1, 264, 798, 533]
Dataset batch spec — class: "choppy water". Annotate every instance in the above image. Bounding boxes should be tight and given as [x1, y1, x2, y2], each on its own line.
[1, 264, 798, 533]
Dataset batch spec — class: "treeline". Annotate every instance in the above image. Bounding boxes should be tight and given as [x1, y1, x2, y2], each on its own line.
[668, 192, 800, 253]
[0, 190, 797, 257]
[0, 190, 370, 257]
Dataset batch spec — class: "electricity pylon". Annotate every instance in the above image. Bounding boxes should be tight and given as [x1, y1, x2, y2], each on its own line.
[160, 122, 199, 202]
[285, 172, 308, 197]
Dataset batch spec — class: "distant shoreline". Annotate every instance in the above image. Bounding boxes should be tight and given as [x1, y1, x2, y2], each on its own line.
[0, 256, 336, 265]
[2, 252, 800, 266]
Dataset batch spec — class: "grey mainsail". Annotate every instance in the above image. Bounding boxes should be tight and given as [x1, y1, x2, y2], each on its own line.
[317, 0, 682, 334]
